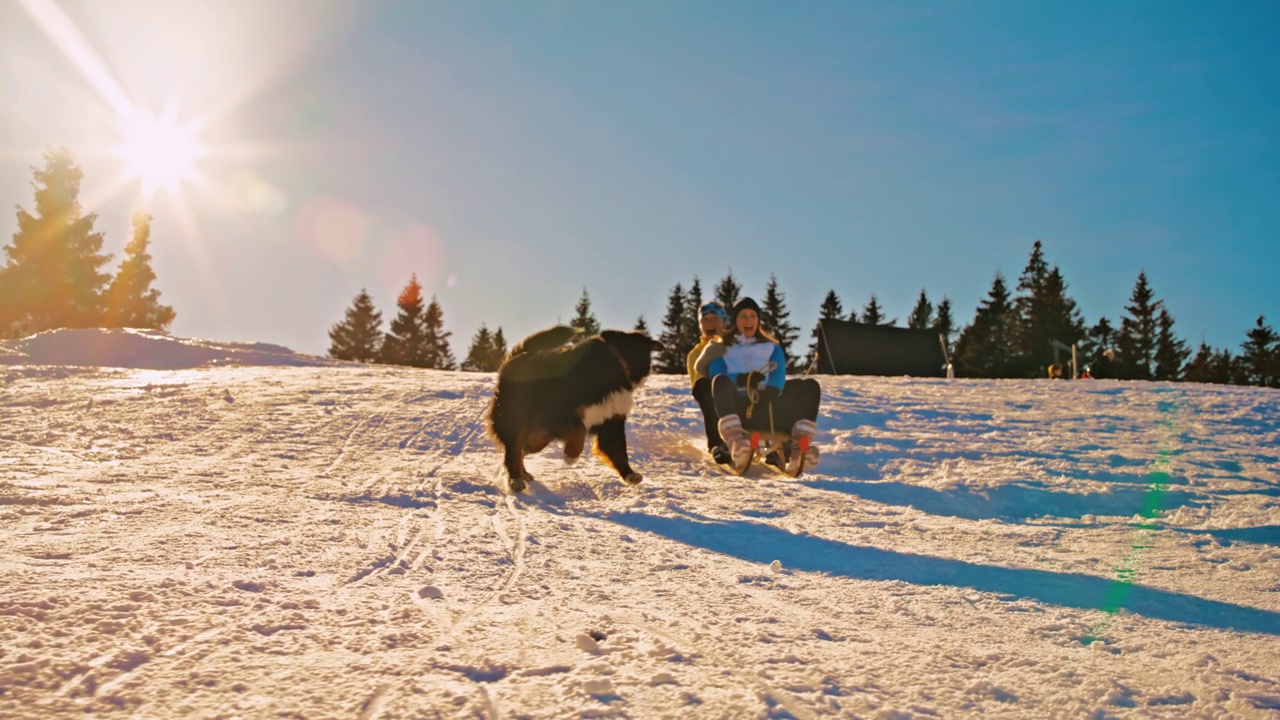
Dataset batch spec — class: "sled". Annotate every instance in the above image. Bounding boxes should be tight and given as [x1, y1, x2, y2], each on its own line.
[752, 430, 809, 478]
[717, 452, 752, 476]
[717, 430, 809, 478]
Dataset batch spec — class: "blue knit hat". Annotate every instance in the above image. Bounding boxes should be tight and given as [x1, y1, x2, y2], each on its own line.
[699, 301, 729, 324]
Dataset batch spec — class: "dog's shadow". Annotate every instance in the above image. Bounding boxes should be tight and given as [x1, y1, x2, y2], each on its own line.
[497, 448, 635, 508]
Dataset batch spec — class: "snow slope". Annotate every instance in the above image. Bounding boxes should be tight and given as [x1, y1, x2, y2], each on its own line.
[1, 329, 1278, 718]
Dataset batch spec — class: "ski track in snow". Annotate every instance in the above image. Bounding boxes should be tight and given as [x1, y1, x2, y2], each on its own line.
[1, 352, 1279, 718]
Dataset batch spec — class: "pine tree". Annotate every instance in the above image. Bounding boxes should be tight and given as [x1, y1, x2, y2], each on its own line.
[1036, 267, 1086, 373]
[859, 294, 894, 326]
[1116, 271, 1160, 380]
[462, 324, 498, 371]
[1210, 346, 1242, 385]
[381, 275, 428, 366]
[422, 296, 456, 370]
[713, 270, 741, 310]
[490, 328, 507, 369]
[656, 282, 688, 374]
[468, 324, 506, 371]
[1, 147, 112, 336]
[1082, 317, 1116, 365]
[461, 324, 492, 371]
[1012, 242, 1084, 377]
[907, 289, 933, 330]
[1012, 241, 1050, 355]
[633, 316, 659, 366]
[933, 297, 956, 358]
[683, 277, 703, 352]
[103, 210, 175, 330]
[570, 288, 601, 337]
[807, 289, 844, 370]
[760, 273, 800, 371]
[818, 289, 844, 320]
[328, 288, 383, 362]
[1183, 342, 1215, 384]
[953, 273, 1017, 377]
[1184, 341, 1237, 385]
[1240, 316, 1279, 388]
[1152, 307, 1189, 381]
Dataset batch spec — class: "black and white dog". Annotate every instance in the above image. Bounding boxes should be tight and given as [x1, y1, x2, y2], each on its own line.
[489, 327, 663, 492]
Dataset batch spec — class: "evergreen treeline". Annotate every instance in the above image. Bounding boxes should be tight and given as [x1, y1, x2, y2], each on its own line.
[364, 248, 1273, 386]
[941, 241, 1274, 385]
[1, 147, 174, 338]
[328, 276, 462, 369]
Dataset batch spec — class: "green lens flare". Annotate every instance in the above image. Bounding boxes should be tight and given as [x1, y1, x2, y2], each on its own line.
[1083, 390, 1179, 645]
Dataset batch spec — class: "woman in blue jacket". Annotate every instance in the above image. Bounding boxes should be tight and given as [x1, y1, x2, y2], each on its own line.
[696, 297, 820, 470]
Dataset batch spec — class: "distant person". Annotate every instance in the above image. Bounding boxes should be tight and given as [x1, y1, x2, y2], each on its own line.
[1048, 363, 1064, 379]
[687, 301, 731, 464]
[1088, 348, 1116, 379]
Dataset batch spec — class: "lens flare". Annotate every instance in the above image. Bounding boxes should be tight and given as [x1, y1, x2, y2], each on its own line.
[295, 195, 368, 265]
[381, 223, 446, 293]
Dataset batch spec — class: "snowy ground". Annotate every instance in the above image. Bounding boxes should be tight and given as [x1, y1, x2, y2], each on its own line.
[2, 329, 1278, 719]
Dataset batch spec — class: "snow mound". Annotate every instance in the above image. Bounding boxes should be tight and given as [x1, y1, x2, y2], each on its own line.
[0, 328, 343, 369]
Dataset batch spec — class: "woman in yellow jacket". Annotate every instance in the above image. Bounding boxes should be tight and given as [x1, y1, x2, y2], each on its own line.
[686, 301, 731, 464]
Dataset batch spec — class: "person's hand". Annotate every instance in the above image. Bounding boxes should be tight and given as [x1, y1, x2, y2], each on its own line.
[694, 342, 727, 378]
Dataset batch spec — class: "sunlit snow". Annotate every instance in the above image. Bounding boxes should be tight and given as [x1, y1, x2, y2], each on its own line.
[1, 329, 1277, 717]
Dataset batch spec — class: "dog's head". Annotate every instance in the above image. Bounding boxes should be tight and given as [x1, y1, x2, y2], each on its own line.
[600, 330, 664, 385]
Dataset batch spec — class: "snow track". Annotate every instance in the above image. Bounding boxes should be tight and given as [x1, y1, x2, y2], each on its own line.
[2, 361, 1278, 718]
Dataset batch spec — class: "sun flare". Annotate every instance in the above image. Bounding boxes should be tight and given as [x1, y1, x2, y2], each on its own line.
[112, 105, 208, 198]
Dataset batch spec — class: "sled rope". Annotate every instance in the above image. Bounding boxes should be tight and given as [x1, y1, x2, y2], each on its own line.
[743, 361, 777, 421]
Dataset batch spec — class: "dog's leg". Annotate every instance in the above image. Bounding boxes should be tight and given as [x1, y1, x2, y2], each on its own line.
[504, 435, 531, 493]
[594, 417, 641, 484]
[563, 423, 587, 463]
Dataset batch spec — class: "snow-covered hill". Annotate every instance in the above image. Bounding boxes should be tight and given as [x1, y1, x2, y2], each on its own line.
[1, 329, 1277, 718]
[0, 328, 343, 369]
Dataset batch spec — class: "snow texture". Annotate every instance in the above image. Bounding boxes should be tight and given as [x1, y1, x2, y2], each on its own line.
[1, 328, 1278, 718]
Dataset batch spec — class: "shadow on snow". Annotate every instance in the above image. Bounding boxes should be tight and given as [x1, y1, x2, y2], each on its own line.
[799, 479, 1207, 523]
[607, 511, 1280, 636]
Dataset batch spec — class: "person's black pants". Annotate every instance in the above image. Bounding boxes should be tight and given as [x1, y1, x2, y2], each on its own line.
[711, 375, 820, 433]
[691, 377, 722, 449]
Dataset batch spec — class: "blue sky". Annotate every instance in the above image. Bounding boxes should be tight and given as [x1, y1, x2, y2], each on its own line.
[2, 1, 1277, 358]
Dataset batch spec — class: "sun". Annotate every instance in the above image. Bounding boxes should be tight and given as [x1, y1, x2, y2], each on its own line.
[112, 104, 208, 198]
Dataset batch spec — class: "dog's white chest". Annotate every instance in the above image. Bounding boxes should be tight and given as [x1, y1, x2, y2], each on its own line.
[581, 388, 635, 429]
